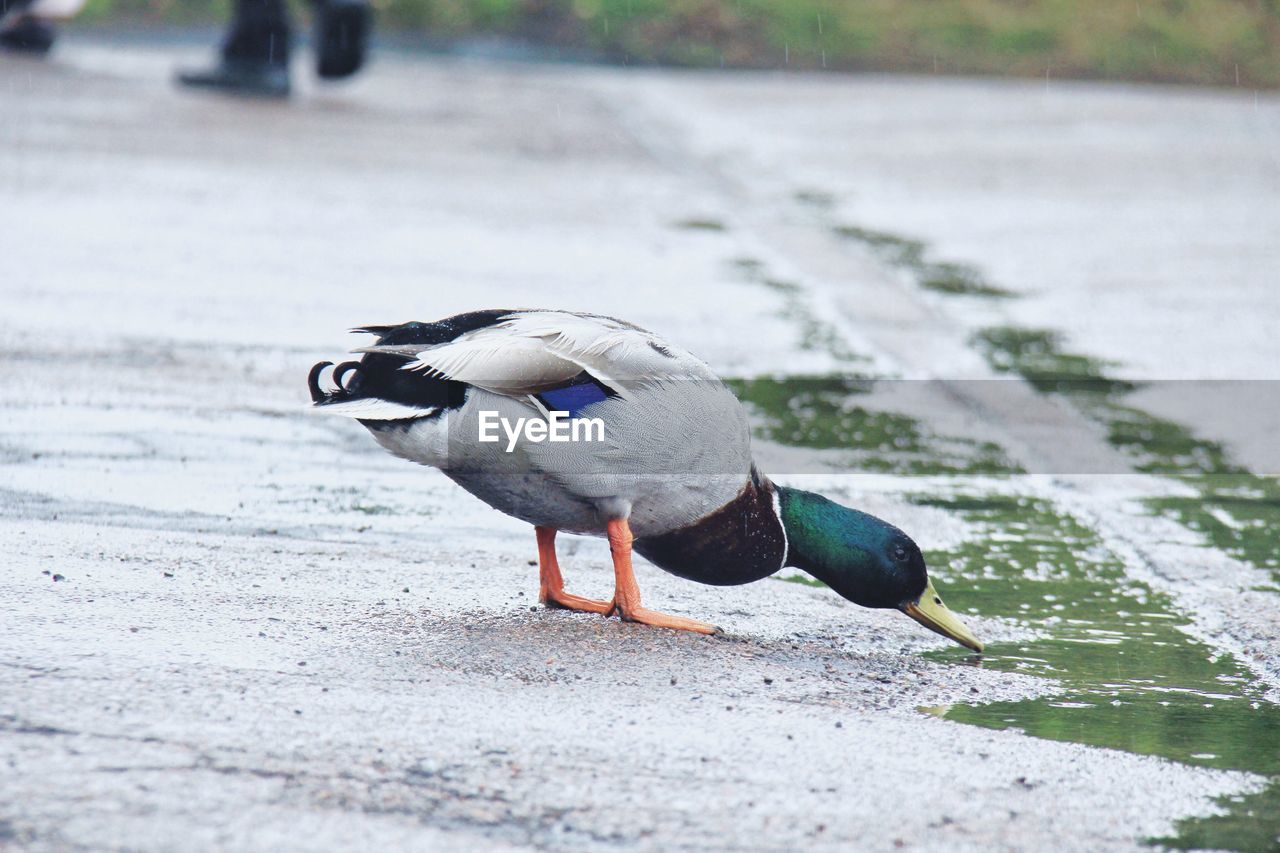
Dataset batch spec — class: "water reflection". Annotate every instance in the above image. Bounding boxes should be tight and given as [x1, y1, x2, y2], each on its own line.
[917, 492, 1280, 850]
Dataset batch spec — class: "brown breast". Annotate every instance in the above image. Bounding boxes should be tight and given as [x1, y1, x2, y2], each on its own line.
[633, 468, 787, 587]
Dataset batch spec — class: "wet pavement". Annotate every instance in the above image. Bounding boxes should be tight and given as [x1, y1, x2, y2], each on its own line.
[2, 36, 1278, 850]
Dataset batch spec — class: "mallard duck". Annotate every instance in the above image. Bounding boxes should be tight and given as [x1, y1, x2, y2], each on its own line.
[308, 309, 982, 651]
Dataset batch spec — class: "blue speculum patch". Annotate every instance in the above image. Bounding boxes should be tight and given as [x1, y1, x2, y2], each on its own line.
[537, 380, 611, 417]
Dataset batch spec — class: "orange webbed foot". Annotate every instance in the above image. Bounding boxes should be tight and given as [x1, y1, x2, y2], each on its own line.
[605, 518, 721, 636]
[541, 589, 614, 615]
[614, 605, 719, 635]
[535, 526, 613, 615]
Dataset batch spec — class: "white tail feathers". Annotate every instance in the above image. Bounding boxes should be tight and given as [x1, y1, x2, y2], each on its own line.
[310, 398, 440, 421]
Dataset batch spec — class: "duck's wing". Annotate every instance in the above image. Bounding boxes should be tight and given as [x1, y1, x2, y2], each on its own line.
[309, 310, 754, 532]
[356, 309, 718, 398]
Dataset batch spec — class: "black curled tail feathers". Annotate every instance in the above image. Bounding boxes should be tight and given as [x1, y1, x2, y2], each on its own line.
[332, 361, 362, 392]
[309, 312, 515, 412]
[307, 361, 332, 403]
[308, 360, 365, 404]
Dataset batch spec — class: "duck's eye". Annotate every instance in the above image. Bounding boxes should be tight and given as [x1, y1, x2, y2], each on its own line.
[890, 544, 909, 563]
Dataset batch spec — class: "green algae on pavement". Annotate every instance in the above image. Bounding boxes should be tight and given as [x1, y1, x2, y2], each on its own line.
[833, 225, 1015, 298]
[728, 375, 1018, 476]
[793, 189, 836, 210]
[727, 256, 1017, 475]
[730, 256, 866, 362]
[974, 325, 1280, 586]
[972, 327, 1134, 394]
[1105, 403, 1280, 582]
[671, 218, 727, 231]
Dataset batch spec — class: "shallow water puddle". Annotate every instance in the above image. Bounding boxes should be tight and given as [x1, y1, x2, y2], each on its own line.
[727, 256, 1017, 476]
[964, 326, 1280, 848]
[974, 326, 1280, 588]
[745, 371, 1280, 793]
[914, 492, 1280, 849]
[917, 491, 1278, 775]
[747, 220, 1280, 847]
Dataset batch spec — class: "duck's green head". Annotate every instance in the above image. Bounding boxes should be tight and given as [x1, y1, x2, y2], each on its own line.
[777, 486, 983, 652]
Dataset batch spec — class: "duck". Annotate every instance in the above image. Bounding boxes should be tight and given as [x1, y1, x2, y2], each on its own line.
[308, 308, 982, 651]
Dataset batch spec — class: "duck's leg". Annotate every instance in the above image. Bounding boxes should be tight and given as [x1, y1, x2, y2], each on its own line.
[536, 526, 613, 614]
[605, 519, 718, 635]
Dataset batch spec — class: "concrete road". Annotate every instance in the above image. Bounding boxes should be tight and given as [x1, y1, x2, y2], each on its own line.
[2, 37, 1276, 850]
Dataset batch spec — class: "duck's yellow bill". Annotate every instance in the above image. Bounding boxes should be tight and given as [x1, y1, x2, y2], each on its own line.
[901, 579, 984, 652]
